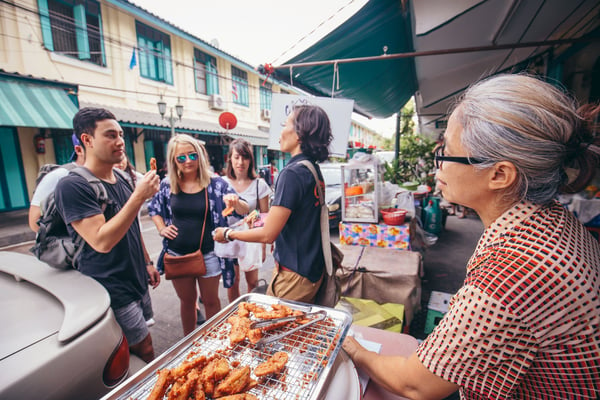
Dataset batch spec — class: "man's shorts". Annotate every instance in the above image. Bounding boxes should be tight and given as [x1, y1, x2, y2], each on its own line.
[266, 263, 323, 303]
[113, 290, 153, 346]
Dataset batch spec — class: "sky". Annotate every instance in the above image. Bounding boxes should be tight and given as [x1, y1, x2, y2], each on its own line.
[129, 0, 398, 137]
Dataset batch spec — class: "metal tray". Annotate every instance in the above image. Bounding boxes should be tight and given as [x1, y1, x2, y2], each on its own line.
[102, 293, 352, 400]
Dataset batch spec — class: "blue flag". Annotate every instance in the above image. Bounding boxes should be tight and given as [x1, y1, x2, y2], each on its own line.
[129, 47, 137, 70]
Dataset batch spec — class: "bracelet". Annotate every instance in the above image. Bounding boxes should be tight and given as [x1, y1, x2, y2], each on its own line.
[224, 228, 233, 242]
[146, 261, 154, 266]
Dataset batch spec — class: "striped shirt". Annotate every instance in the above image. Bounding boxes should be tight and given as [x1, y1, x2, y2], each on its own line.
[416, 200, 600, 399]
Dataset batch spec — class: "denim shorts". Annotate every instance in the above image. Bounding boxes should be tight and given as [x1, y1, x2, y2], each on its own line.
[166, 249, 221, 278]
[113, 290, 153, 346]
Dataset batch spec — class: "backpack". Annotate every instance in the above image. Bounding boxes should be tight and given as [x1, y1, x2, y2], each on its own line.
[34, 162, 78, 187]
[29, 167, 132, 270]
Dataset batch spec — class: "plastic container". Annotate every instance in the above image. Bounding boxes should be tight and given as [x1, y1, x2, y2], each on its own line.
[380, 208, 407, 225]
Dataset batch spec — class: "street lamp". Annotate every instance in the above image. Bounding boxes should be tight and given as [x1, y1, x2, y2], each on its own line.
[157, 96, 183, 137]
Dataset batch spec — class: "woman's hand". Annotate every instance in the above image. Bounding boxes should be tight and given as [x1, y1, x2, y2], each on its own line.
[223, 194, 240, 208]
[213, 227, 228, 243]
[342, 335, 365, 362]
[159, 224, 178, 240]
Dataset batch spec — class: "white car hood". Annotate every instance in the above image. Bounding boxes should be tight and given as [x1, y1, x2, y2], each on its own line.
[0, 252, 110, 359]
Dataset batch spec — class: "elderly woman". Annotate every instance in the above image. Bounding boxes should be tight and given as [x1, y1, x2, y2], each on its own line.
[214, 104, 332, 304]
[343, 74, 600, 399]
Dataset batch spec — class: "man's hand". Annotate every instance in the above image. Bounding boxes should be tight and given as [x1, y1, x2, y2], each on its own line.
[147, 264, 160, 289]
[136, 170, 160, 200]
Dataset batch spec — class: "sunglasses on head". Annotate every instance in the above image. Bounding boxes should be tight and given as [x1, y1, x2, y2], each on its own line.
[175, 153, 199, 163]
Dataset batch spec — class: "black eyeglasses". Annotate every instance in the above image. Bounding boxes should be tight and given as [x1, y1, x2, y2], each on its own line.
[434, 145, 485, 169]
[175, 153, 199, 164]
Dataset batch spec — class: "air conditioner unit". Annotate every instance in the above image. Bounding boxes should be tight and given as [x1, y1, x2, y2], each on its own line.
[261, 109, 271, 121]
[209, 94, 225, 111]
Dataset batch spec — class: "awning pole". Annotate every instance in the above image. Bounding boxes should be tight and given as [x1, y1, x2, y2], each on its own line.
[275, 36, 600, 69]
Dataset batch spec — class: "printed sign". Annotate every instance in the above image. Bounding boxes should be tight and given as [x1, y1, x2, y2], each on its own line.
[268, 94, 353, 157]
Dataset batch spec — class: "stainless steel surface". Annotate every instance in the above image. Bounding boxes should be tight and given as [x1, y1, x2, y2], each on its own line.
[254, 311, 327, 348]
[103, 293, 352, 400]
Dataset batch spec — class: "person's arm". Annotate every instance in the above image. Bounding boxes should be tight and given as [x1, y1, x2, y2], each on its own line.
[343, 336, 459, 399]
[72, 171, 159, 253]
[214, 205, 290, 244]
[140, 234, 160, 288]
[28, 205, 41, 232]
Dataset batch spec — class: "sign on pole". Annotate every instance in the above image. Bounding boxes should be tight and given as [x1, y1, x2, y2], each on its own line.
[268, 94, 353, 158]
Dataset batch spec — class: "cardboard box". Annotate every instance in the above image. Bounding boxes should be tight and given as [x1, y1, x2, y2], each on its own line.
[335, 296, 404, 332]
[339, 221, 410, 250]
[425, 291, 452, 334]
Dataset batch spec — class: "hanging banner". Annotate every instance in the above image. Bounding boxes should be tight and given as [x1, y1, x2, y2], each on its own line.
[268, 94, 353, 158]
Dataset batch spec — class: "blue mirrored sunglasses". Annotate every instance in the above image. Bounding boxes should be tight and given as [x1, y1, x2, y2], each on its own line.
[175, 153, 199, 163]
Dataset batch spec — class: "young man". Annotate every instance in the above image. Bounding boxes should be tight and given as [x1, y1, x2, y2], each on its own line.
[28, 133, 85, 232]
[54, 107, 161, 362]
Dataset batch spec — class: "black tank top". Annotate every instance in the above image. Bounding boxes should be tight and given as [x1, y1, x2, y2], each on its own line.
[168, 189, 214, 255]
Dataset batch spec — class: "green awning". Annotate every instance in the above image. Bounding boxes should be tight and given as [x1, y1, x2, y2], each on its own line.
[0, 79, 78, 129]
[275, 0, 417, 119]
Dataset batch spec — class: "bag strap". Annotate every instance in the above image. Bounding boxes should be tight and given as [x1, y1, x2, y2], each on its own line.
[299, 160, 333, 276]
[199, 188, 208, 249]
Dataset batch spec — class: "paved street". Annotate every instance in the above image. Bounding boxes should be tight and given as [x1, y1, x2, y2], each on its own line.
[4, 214, 340, 356]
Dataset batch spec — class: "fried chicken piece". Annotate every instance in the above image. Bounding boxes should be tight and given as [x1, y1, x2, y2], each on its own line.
[237, 302, 266, 318]
[170, 355, 207, 379]
[147, 369, 173, 400]
[253, 304, 293, 320]
[213, 366, 251, 398]
[200, 357, 230, 397]
[222, 206, 234, 217]
[168, 369, 199, 400]
[227, 315, 251, 345]
[216, 394, 258, 400]
[194, 380, 206, 400]
[150, 157, 157, 170]
[247, 328, 263, 344]
[253, 352, 289, 377]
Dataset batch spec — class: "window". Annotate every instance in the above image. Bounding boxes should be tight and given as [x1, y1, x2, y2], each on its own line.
[38, 0, 105, 66]
[259, 80, 272, 110]
[135, 21, 173, 84]
[194, 49, 219, 95]
[231, 66, 249, 106]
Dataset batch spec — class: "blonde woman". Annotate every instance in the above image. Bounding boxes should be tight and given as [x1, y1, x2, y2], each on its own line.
[147, 134, 248, 335]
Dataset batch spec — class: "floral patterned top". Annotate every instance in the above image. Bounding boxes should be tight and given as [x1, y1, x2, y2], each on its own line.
[147, 176, 242, 288]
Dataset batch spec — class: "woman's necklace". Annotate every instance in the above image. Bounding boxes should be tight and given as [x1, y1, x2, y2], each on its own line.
[232, 178, 252, 193]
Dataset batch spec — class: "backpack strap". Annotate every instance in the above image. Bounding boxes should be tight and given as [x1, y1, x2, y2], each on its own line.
[299, 160, 333, 276]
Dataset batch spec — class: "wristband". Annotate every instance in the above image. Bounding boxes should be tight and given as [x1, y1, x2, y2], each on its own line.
[146, 261, 154, 266]
[224, 228, 233, 242]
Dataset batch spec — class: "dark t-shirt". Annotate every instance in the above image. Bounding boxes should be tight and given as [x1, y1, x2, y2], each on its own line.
[271, 154, 324, 282]
[55, 171, 147, 309]
[168, 189, 214, 255]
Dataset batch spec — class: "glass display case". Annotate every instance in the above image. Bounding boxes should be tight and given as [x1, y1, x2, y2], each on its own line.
[341, 160, 380, 223]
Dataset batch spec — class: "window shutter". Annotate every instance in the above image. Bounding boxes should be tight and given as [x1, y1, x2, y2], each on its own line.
[73, 4, 90, 60]
[164, 45, 173, 84]
[37, 0, 54, 51]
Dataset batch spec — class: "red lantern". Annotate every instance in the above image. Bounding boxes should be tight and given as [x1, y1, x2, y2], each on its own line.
[219, 112, 237, 130]
[34, 135, 46, 154]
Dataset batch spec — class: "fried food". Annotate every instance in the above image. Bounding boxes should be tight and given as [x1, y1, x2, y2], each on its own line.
[227, 315, 251, 345]
[193, 380, 206, 400]
[253, 352, 289, 377]
[222, 206, 234, 217]
[200, 357, 230, 396]
[216, 394, 258, 400]
[147, 369, 173, 400]
[171, 355, 207, 378]
[217, 393, 258, 400]
[150, 157, 157, 171]
[168, 369, 199, 400]
[247, 328, 263, 344]
[253, 304, 292, 320]
[213, 366, 252, 398]
[237, 302, 266, 318]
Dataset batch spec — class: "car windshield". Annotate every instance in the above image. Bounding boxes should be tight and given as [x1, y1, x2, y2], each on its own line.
[321, 167, 342, 186]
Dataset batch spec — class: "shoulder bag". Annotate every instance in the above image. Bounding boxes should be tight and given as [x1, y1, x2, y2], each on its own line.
[163, 189, 208, 280]
[299, 160, 344, 308]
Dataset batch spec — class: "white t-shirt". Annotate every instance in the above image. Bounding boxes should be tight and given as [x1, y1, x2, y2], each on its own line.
[30, 165, 73, 206]
[223, 177, 272, 211]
